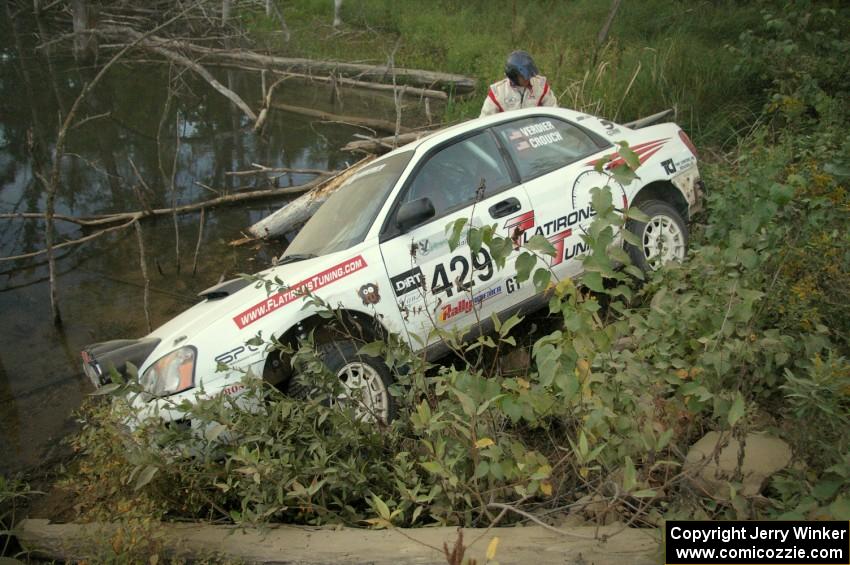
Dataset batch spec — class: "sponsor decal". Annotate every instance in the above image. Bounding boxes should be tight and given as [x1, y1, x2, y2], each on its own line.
[215, 344, 260, 365]
[391, 266, 425, 297]
[661, 158, 677, 175]
[503, 199, 609, 267]
[674, 155, 696, 171]
[233, 255, 367, 329]
[222, 383, 245, 396]
[587, 138, 670, 171]
[437, 285, 503, 322]
[416, 239, 432, 256]
[507, 121, 564, 151]
[357, 282, 381, 305]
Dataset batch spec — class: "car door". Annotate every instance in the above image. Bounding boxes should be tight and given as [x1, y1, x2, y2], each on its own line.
[378, 129, 536, 350]
[491, 116, 617, 280]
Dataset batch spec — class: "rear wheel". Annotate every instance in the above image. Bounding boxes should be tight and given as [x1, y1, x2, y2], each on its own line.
[626, 200, 688, 272]
[288, 340, 397, 424]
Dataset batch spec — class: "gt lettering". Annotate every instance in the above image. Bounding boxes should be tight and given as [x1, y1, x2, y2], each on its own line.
[505, 275, 521, 294]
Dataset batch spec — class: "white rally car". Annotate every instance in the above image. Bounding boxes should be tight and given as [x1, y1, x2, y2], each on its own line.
[81, 107, 703, 424]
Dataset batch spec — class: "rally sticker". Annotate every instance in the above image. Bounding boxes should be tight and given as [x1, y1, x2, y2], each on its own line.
[233, 255, 367, 329]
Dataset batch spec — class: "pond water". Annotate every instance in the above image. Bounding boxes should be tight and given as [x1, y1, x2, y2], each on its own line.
[0, 11, 410, 474]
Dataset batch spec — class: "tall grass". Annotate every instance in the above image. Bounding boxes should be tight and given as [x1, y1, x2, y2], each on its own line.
[244, 1, 766, 144]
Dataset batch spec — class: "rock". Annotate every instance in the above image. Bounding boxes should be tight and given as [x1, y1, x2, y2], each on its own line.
[684, 431, 792, 498]
[499, 348, 530, 375]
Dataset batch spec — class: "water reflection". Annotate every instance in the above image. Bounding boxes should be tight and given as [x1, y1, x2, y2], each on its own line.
[0, 9, 366, 474]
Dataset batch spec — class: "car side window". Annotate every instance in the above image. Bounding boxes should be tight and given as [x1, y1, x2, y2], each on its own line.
[404, 131, 513, 218]
[494, 117, 600, 181]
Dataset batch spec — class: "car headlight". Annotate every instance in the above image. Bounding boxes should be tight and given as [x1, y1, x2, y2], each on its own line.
[140, 346, 196, 397]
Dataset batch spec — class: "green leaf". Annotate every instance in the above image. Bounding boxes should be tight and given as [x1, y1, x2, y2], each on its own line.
[618, 142, 640, 171]
[204, 423, 227, 442]
[526, 234, 556, 256]
[90, 383, 122, 396]
[515, 252, 537, 283]
[728, 391, 746, 427]
[372, 494, 391, 521]
[446, 218, 468, 251]
[532, 268, 551, 292]
[134, 465, 158, 491]
[632, 489, 657, 498]
[499, 313, 523, 337]
[358, 341, 384, 357]
[469, 227, 483, 252]
[623, 456, 637, 492]
[829, 496, 850, 520]
[582, 271, 604, 292]
[474, 461, 490, 479]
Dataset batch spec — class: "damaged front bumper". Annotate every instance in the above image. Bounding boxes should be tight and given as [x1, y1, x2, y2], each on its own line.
[81, 337, 161, 388]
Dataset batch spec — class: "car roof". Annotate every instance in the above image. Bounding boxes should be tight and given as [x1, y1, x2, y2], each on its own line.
[396, 107, 611, 156]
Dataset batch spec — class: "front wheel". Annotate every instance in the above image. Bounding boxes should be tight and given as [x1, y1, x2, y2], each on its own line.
[288, 340, 397, 424]
[626, 200, 688, 272]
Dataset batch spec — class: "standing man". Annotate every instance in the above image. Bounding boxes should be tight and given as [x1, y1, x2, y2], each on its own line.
[480, 51, 558, 117]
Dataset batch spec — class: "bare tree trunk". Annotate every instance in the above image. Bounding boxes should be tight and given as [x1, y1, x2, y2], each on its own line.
[71, 0, 95, 59]
[221, 0, 230, 26]
[333, 0, 343, 27]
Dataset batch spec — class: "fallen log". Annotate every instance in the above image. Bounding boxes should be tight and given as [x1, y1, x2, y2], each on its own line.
[250, 69, 449, 100]
[16, 518, 657, 565]
[98, 29, 477, 93]
[248, 155, 375, 239]
[98, 26, 257, 123]
[0, 174, 335, 262]
[341, 130, 438, 153]
[225, 165, 337, 177]
[270, 102, 411, 134]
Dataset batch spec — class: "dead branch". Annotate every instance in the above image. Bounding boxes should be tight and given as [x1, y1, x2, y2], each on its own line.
[253, 75, 288, 133]
[34, 3, 205, 325]
[225, 164, 337, 177]
[192, 207, 205, 276]
[134, 220, 152, 333]
[0, 174, 334, 236]
[69, 111, 111, 130]
[97, 26, 257, 123]
[0, 219, 136, 263]
[171, 112, 182, 273]
[270, 102, 410, 134]
[262, 70, 448, 100]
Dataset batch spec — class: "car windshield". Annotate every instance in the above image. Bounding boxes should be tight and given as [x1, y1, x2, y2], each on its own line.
[284, 151, 414, 257]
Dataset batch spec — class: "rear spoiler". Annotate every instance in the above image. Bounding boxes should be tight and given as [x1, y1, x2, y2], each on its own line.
[623, 108, 676, 129]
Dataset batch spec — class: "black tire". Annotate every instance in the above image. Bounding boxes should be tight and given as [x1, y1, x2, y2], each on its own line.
[626, 199, 689, 273]
[288, 340, 398, 424]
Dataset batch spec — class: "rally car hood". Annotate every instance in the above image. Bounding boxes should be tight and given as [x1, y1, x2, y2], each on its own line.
[147, 254, 330, 352]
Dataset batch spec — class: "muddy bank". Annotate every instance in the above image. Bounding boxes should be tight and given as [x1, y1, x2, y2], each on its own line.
[18, 519, 660, 564]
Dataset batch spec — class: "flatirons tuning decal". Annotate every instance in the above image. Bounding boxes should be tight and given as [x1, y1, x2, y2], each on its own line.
[233, 255, 367, 329]
[588, 138, 670, 170]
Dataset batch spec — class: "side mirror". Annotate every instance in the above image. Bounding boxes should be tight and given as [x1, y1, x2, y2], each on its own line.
[396, 197, 435, 232]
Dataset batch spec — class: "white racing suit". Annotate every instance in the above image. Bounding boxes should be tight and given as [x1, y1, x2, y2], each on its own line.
[479, 75, 558, 117]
